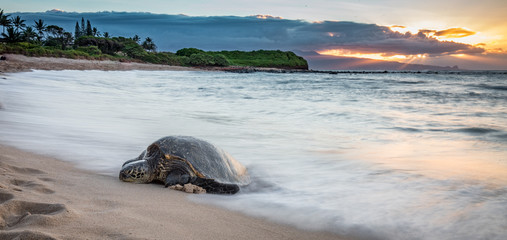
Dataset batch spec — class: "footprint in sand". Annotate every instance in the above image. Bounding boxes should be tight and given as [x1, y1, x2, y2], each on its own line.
[9, 179, 55, 194]
[0, 199, 67, 230]
[0, 230, 57, 240]
[0, 192, 14, 204]
[38, 177, 56, 183]
[0, 160, 47, 175]
[9, 166, 46, 175]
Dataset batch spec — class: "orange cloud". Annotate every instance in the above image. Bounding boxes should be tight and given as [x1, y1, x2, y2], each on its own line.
[434, 28, 476, 38]
[419, 29, 436, 35]
[252, 14, 283, 19]
[318, 49, 428, 62]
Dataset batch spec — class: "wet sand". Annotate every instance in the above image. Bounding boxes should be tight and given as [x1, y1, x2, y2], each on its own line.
[0, 144, 346, 239]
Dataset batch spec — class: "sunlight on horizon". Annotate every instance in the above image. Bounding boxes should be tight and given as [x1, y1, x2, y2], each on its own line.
[319, 24, 506, 65]
[389, 25, 507, 54]
[318, 49, 428, 62]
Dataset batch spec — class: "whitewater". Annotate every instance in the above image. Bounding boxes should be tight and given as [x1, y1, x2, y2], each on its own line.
[0, 70, 506, 240]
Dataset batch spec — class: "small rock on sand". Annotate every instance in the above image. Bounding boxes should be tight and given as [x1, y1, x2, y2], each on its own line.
[169, 183, 206, 194]
[169, 184, 184, 191]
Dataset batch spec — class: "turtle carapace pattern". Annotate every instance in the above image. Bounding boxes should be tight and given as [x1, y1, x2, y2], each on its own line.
[119, 136, 250, 194]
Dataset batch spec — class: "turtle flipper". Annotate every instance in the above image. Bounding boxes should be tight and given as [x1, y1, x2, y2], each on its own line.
[164, 172, 239, 194]
[192, 178, 240, 194]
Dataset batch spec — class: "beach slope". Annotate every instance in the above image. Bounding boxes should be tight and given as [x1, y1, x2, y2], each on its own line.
[0, 144, 343, 239]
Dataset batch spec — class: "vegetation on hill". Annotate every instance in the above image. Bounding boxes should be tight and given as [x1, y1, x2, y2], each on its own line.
[210, 50, 308, 69]
[175, 48, 308, 69]
[0, 9, 308, 69]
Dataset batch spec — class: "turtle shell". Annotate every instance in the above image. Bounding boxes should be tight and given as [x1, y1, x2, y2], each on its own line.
[147, 136, 250, 185]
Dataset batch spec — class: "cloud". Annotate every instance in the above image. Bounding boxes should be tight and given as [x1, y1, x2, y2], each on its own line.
[435, 28, 475, 38]
[251, 14, 283, 19]
[46, 9, 65, 13]
[12, 11, 485, 57]
[420, 27, 476, 38]
[288, 21, 484, 56]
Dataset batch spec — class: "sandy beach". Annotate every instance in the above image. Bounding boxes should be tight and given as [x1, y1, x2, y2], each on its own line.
[0, 56, 344, 239]
[0, 54, 198, 73]
[0, 144, 344, 240]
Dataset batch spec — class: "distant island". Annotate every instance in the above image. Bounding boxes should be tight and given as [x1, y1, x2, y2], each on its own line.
[0, 10, 308, 70]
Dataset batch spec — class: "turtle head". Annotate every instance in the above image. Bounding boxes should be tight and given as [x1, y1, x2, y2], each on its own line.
[119, 160, 151, 183]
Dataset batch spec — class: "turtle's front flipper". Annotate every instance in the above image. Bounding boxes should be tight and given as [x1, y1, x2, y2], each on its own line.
[192, 178, 240, 194]
[164, 170, 192, 187]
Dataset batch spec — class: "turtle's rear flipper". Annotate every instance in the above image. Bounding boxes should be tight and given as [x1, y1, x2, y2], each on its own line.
[193, 178, 239, 194]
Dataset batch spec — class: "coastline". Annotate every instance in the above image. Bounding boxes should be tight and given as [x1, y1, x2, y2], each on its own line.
[0, 144, 345, 239]
[2, 54, 506, 75]
[0, 60, 347, 239]
[0, 54, 199, 73]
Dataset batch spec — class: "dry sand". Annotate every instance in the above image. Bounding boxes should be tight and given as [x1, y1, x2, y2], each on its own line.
[0, 144, 345, 240]
[0, 54, 198, 73]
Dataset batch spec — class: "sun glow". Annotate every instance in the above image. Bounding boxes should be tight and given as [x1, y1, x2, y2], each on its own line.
[389, 25, 422, 35]
[318, 49, 427, 62]
[388, 24, 507, 56]
[388, 25, 492, 46]
[253, 14, 283, 19]
[388, 24, 506, 52]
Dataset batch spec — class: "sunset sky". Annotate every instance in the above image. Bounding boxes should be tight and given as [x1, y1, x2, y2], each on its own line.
[4, 0, 507, 69]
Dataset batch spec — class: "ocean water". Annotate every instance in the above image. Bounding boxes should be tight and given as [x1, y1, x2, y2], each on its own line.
[1, 70, 506, 239]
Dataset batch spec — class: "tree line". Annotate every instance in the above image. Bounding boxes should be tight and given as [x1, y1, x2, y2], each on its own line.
[0, 9, 308, 69]
[0, 8, 156, 52]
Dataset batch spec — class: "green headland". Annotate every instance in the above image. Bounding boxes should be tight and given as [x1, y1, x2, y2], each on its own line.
[0, 10, 308, 70]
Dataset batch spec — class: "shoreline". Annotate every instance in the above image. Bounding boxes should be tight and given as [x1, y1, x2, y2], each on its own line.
[0, 143, 345, 239]
[2, 54, 506, 74]
[0, 55, 346, 239]
[0, 54, 199, 73]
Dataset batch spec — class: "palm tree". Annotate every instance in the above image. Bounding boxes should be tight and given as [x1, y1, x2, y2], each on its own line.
[34, 19, 47, 41]
[1, 27, 22, 42]
[132, 34, 140, 43]
[103, 32, 110, 38]
[0, 9, 11, 34]
[22, 26, 37, 42]
[142, 37, 156, 52]
[11, 16, 26, 32]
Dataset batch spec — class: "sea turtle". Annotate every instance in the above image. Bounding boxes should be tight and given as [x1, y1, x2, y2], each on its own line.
[119, 136, 250, 194]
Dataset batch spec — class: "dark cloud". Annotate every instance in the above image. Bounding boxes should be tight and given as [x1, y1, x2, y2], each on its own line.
[289, 21, 484, 56]
[12, 11, 484, 56]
